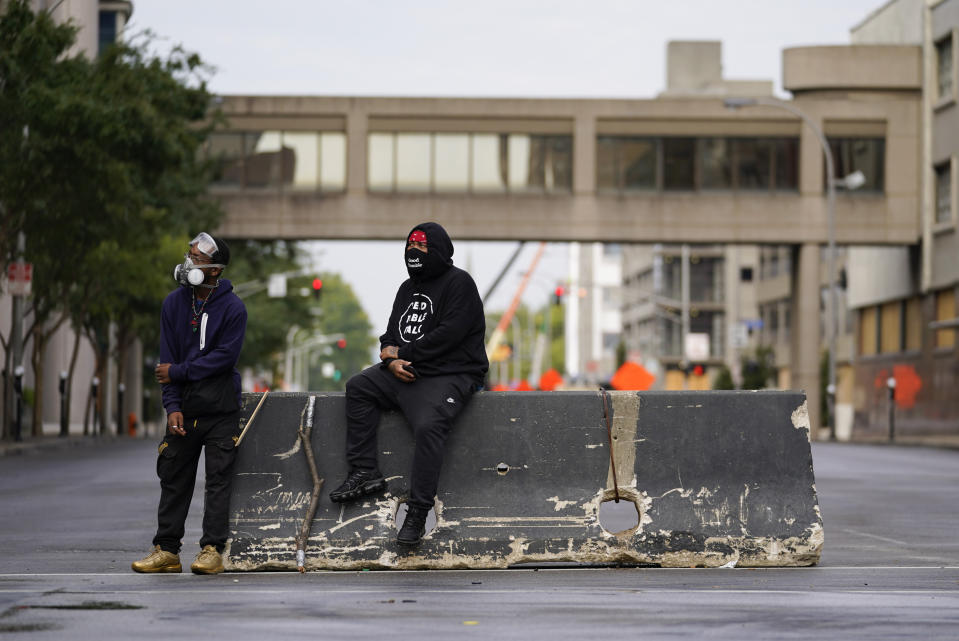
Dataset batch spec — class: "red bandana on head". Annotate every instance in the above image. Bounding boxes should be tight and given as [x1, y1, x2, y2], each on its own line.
[409, 230, 427, 244]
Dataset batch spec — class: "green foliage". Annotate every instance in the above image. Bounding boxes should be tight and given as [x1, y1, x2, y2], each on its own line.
[306, 273, 376, 391]
[713, 365, 735, 390]
[222, 240, 312, 377]
[740, 345, 777, 390]
[485, 303, 564, 384]
[0, 2, 219, 358]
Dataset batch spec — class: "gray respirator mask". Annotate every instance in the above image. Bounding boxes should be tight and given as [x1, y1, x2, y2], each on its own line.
[173, 256, 224, 288]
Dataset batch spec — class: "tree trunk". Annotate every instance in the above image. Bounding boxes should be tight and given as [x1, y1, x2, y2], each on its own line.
[30, 330, 45, 437]
[65, 325, 82, 437]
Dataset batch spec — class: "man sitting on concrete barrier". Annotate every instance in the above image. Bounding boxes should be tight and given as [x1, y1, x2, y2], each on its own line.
[133, 233, 247, 575]
[329, 222, 488, 545]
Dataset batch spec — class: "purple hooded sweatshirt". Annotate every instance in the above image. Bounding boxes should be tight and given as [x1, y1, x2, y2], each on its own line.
[159, 278, 247, 415]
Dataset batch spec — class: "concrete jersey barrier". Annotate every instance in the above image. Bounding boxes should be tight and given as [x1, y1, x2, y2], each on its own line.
[225, 390, 822, 570]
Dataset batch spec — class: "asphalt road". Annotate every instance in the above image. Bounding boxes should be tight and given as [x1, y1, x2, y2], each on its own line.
[1, 439, 957, 639]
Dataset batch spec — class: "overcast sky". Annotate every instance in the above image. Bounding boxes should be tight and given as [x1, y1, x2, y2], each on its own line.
[129, 0, 884, 327]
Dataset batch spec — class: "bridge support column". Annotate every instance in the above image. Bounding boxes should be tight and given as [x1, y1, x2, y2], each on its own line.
[791, 243, 822, 437]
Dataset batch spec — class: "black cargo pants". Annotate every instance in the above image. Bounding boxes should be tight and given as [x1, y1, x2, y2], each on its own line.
[345, 364, 477, 511]
[153, 411, 240, 554]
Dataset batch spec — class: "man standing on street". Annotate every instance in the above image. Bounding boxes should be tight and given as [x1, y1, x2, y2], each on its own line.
[329, 222, 488, 546]
[133, 232, 247, 574]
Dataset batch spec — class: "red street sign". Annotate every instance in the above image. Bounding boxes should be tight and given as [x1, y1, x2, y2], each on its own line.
[6, 262, 32, 296]
[7, 262, 32, 281]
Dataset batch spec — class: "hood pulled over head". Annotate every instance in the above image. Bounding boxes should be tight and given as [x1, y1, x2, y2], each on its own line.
[405, 222, 454, 281]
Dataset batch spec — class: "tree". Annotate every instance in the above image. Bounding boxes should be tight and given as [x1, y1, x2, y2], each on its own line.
[205, 240, 318, 386]
[306, 273, 375, 391]
[740, 346, 776, 390]
[713, 365, 735, 390]
[0, 1, 220, 435]
[485, 303, 564, 386]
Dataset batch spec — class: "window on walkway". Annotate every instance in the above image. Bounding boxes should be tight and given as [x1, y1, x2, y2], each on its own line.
[827, 138, 885, 193]
[597, 136, 798, 193]
[368, 132, 571, 193]
[207, 131, 346, 192]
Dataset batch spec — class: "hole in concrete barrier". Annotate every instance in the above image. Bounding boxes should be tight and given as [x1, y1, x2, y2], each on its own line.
[394, 502, 437, 536]
[496, 462, 509, 475]
[598, 498, 639, 534]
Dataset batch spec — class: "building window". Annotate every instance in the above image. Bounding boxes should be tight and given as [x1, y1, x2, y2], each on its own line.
[369, 132, 571, 194]
[773, 138, 800, 190]
[935, 162, 952, 224]
[740, 267, 753, 282]
[935, 289, 956, 349]
[827, 138, 885, 193]
[206, 131, 347, 191]
[663, 138, 696, 190]
[699, 138, 732, 189]
[597, 136, 798, 193]
[596, 137, 657, 191]
[860, 306, 877, 356]
[98, 11, 117, 56]
[936, 35, 953, 101]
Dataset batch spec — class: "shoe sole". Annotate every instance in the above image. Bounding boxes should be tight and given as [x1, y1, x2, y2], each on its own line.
[329, 478, 386, 503]
[191, 566, 224, 575]
[132, 564, 182, 574]
[396, 535, 423, 546]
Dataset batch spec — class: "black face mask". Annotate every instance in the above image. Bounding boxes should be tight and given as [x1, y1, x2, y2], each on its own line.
[406, 248, 447, 281]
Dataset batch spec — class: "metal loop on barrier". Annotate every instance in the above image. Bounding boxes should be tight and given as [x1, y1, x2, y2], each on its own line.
[600, 388, 620, 503]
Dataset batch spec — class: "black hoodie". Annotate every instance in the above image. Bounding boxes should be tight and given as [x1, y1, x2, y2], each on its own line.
[380, 222, 489, 383]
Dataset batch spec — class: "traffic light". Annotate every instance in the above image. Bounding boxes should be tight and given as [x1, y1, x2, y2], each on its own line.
[691, 364, 705, 377]
[336, 338, 347, 349]
[553, 285, 565, 306]
[312, 278, 323, 300]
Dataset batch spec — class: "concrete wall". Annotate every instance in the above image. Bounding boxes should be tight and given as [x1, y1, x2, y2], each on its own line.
[850, 0, 924, 44]
[226, 390, 822, 570]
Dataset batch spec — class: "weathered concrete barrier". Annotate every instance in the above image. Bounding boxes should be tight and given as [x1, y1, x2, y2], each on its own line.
[225, 390, 822, 570]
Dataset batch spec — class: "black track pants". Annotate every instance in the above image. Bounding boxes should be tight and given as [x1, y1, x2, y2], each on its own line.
[344, 365, 475, 510]
[153, 411, 240, 554]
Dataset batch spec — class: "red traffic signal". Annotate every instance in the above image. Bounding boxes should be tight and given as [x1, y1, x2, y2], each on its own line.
[553, 285, 565, 305]
[336, 338, 347, 349]
[691, 364, 705, 377]
[312, 278, 323, 299]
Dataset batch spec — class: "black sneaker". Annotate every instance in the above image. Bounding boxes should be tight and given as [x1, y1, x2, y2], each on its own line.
[396, 506, 429, 545]
[329, 469, 386, 503]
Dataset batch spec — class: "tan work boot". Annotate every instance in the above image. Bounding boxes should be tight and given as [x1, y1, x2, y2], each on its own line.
[131, 545, 182, 573]
[190, 545, 224, 575]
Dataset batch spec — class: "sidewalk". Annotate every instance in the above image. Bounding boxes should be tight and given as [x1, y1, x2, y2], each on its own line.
[0, 433, 152, 457]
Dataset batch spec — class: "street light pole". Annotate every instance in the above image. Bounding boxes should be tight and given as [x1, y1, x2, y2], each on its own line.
[724, 97, 838, 440]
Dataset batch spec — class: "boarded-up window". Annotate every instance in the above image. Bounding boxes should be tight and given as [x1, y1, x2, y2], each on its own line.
[860, 306, 877, 356]
[935, 289, 956, 349]
[905, 296, 922, 351]
[880, 301, 901, 353]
